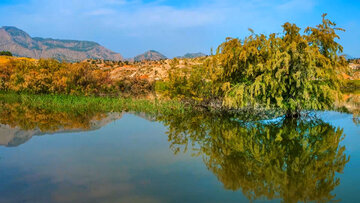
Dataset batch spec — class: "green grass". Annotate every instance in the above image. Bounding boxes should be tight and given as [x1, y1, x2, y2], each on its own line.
[0, 91, 187, 116]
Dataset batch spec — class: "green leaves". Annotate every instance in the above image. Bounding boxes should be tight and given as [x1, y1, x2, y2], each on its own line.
[210, 15, 346, 115]
[159, 15, 347, 117]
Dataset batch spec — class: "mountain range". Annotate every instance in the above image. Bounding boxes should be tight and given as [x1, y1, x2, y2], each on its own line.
[133, 50, 167, 61]
[0, 26, 207, 62]
[177, 52, 206, 58]
[131, 51, 207, 62]
[0, 26, 123, 62]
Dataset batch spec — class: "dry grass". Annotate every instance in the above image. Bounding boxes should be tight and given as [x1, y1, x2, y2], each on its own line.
[0, 56, 37, 65]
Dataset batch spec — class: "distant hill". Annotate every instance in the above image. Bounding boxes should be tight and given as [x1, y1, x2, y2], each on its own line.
[0, 26, 123, 62]
[133, 50, 167, 61]
[344, 54, 354, 60]
[178, 52, 206, 59]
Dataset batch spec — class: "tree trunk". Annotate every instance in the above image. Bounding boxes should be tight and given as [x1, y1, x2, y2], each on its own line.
[285, 110, 300, 118]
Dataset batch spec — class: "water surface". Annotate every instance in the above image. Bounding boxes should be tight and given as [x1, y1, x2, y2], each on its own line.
[0, 102, 359, 203]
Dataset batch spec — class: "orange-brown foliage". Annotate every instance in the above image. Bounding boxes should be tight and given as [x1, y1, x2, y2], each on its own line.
[0, 58, 116, 95]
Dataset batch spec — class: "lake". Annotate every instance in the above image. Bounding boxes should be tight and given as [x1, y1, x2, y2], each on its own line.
[0, 98, 359, 203]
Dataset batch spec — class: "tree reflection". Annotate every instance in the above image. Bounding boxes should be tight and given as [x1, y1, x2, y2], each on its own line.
[158, 111, 350, 203]
[0, 99, 351, 202]
[0, 102, 109, 132]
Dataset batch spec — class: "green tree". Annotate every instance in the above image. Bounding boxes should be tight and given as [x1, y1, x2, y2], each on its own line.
[163, 15, 348, 117]
[0, 51, 13, 56]
[213, 14, 347, 117]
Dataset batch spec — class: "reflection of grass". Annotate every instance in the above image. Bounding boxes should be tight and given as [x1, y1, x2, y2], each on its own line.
[0, 92, 284, 132]
[0, 91, 188, 133]
[0, 92, 186, 116]
[342, 80, 360, 94]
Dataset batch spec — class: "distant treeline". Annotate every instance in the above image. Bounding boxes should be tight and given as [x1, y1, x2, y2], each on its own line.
[0, 51, 12, 56]
[349, 58, 360, 64]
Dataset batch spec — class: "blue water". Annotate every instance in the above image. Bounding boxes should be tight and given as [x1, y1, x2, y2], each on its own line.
[0, 112, 359, 203]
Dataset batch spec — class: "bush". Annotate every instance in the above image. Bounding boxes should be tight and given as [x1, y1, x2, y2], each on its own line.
[116, 78, 154, 95]
[0, 58, 115, 95]
[0, 51, 12, 56]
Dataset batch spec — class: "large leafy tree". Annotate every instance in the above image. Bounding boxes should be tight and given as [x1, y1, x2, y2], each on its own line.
[209, 14, 347, 117]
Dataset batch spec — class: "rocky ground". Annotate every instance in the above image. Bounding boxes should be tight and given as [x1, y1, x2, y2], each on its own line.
[349, 62, 360, 80]
[84, 57, 206, 83]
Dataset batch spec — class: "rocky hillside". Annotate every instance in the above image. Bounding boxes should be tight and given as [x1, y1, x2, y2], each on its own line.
[0, 26, 123, 62]
[133, 50, 167, 61]
[178, 52, 206, 58]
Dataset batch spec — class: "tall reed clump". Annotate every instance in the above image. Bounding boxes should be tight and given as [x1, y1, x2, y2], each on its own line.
[0, 92, 187, 116]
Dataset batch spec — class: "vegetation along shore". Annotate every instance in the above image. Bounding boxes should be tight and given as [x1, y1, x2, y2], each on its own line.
[0, 14, 359, 118]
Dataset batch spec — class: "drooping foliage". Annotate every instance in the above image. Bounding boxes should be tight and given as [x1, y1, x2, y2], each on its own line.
[163, 14, 348, 116]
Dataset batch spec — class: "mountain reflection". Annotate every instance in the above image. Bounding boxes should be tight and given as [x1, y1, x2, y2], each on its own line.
[0, 102, 122, 146]
[158, 111, 350, 203]
[0, 101, 351, 202]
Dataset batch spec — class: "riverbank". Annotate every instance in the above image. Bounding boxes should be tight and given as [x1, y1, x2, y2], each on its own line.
[0, 55, 358, 117]
[0, 92, 186, 116]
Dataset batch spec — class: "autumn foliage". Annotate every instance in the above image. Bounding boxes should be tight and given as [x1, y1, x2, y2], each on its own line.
[0, 57, 114, 95]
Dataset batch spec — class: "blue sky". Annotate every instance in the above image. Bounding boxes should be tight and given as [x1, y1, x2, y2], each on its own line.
[0, 0, 359, 58]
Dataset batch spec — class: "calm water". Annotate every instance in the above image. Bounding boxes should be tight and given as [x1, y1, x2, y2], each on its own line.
[0, 103, 359, 202]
